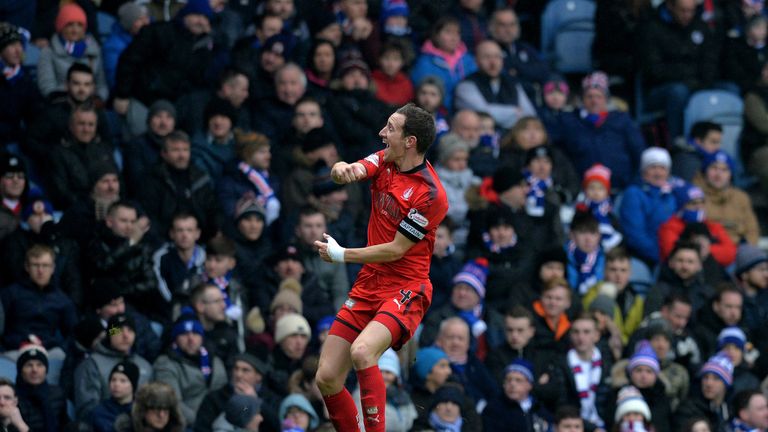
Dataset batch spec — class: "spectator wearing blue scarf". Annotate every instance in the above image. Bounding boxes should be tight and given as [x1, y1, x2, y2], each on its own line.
[153, 308, 227, 425]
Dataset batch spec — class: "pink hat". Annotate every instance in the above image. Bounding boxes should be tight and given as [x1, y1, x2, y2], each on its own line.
[56, 3, 88, 34]
[583, 163, 611, 191]
[582, 71, 609, 96]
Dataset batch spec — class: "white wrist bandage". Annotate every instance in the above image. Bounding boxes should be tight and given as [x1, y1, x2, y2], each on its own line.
[326, 235, 346, 263]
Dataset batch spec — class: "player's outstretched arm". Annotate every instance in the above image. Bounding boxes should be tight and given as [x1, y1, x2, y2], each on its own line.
[315, 232, 415, 264]
[330, 161, 367, 184]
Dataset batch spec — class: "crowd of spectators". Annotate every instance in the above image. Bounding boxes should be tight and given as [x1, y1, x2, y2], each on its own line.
[2, 0, 768, 431]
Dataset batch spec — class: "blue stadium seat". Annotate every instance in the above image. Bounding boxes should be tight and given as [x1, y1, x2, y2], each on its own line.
[97, 12, 116, 41]
[541, 0, 596, 74]
[683, 90, 746, 182]
[0, 356, 16, 382]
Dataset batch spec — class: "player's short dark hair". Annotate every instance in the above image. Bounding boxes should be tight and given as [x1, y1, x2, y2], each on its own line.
[505, 305, 533, 324]
[570, 210, 599, 233]
[555, 406, 583, 425]
[691, 121, 722, 141]
[396, 103, 435, 155]
[67, 62, 93, 81]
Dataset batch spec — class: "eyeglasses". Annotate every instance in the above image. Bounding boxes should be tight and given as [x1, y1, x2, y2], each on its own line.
[2, 172, 25, 180]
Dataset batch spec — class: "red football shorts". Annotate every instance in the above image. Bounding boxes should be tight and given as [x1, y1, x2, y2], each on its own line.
[329, 266, 432, 350]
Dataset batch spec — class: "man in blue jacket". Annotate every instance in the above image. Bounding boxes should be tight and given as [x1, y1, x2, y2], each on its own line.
[619, 147, 678, 266]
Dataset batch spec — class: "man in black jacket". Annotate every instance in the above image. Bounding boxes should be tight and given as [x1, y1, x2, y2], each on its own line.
[139, 131, 220, 242]
[639, 0, 725, 140]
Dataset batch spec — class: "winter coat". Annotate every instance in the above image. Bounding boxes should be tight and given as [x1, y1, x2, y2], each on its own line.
[0, 222, 83, 308]
[482, 394, 552, 432]
[454, 71, 537, 130]
[176, 91, 251, 136]
[639, 382, 672, 432]
[692, 301, 744, 360]
[74, 341, 153, 420]
[0, 277, 77, 350]
[153, 349, 228, 425]
[410, 40, 477, 110]
[646, 266, 714, 320]
[231, 229, 272, 293]
[114, 20, 215, 105]
[217, 161, 280, 224]
[101, 22, 132, 89]
[252, 266, 334, 328]
[449, 356, 499, 410]
[566, 245, 606, 296]
[410, 383, 482, 432]
[123, 132, 164, 198]
[0, 65, 42, 145]
[674, 392, 729, 432]
[658, 216, 737, 266]
[372, 70, 414, 106]
[86, 224, 157, 310]
[638, 5, 721, 89]
[151, 243, 206, 323]
[139, 162, 220, 241]
[192, 132, 237, 183]
[90, 398, 132, 432]
[556, 110, 645, 191]
[583, 282, 645, 344]
[193, 383, 281, 432]
[325, 88, 391, 162]
[742, 84, 768, 162]
[428, 253, 462, 315]
[434, 166, 479, 227]
[618, 182, 677, 264]
[693, 177, 761, 245]
[496, 39, 551, 86]
[16, 381, 69, 432]
[722, 36, 766, 93]
[49, 137, 116, 209]
[38, 33, 108, 100]
[296, 240, 350, 311]
[531, 300, 572, 353]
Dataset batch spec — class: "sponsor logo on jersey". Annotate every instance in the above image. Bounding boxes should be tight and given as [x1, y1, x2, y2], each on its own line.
[408, 208, 428, 227]
[344, 298, 356, 309]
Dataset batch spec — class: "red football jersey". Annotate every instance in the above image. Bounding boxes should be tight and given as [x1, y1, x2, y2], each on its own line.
[356, 150, 449, 282]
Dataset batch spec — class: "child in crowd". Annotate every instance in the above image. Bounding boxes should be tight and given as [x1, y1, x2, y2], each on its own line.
[566, 211, 605, 296]
[90, 361, 139, 432]
[531, 277, 573, 353]
[576, 163, 623, 251]
[524, 145, 556, 216]
[613, 386, 654, 432]
[415, 76, 450, 141]
[538, 77, 571, 147]
[372, 39, 414, 106]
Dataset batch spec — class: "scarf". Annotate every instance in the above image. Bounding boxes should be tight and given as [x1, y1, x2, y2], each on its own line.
[568, 240, 599, 295]
[174, 343, 212, 384]
[0, 60, 22, 83]
[519, 396, 533, 413]
[580, 109, 608, 128]
[15, 379, 57, 432]
[567, 347, 603, 428]
[58, 34, 87, 58]
[429, 411, 464, 432]
[238, 162, 274, 202]
[421, 39, 468, 74]
[238, 161, 281, 226]
[479, 133, 500, 158]
[578, 199, 622, 249]
[729, 418, 759, 432]
[482, 230, 517, 254]
[680, 209, 705, 223]
[524, 170, 551, 217]
[204, 271, 241, 320]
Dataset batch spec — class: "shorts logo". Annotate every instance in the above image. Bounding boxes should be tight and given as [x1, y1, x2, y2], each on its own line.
[365, 407, 378, 415]
[364, 153, 380, 167]
[344, 298, 356, 309]
[392, 289, 413, 311]
[408, 209, 428, 227]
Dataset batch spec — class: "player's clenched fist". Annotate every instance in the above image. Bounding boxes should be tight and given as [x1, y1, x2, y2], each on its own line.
[331, 162, 366, 184]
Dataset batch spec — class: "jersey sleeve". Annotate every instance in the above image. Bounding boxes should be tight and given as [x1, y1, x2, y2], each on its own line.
[356, 150, 386, 179]
[397, 191, 448, 243]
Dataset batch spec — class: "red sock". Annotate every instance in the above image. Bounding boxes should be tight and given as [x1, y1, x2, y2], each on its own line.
[322, 388, 360, 432]
[357, 365, 386, 432]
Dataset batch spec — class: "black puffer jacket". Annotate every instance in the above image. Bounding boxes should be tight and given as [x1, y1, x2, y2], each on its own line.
[49, 137, 115, 209]
[114, 20, 214, 105]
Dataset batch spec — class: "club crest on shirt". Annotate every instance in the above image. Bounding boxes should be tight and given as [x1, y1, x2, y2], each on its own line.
[401, 187, 414, 201]
[344, 298, 356, 309]
[408, 208, 428, 227]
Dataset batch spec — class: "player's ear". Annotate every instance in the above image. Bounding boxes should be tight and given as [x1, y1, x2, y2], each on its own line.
[406, 135, 417, 149]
